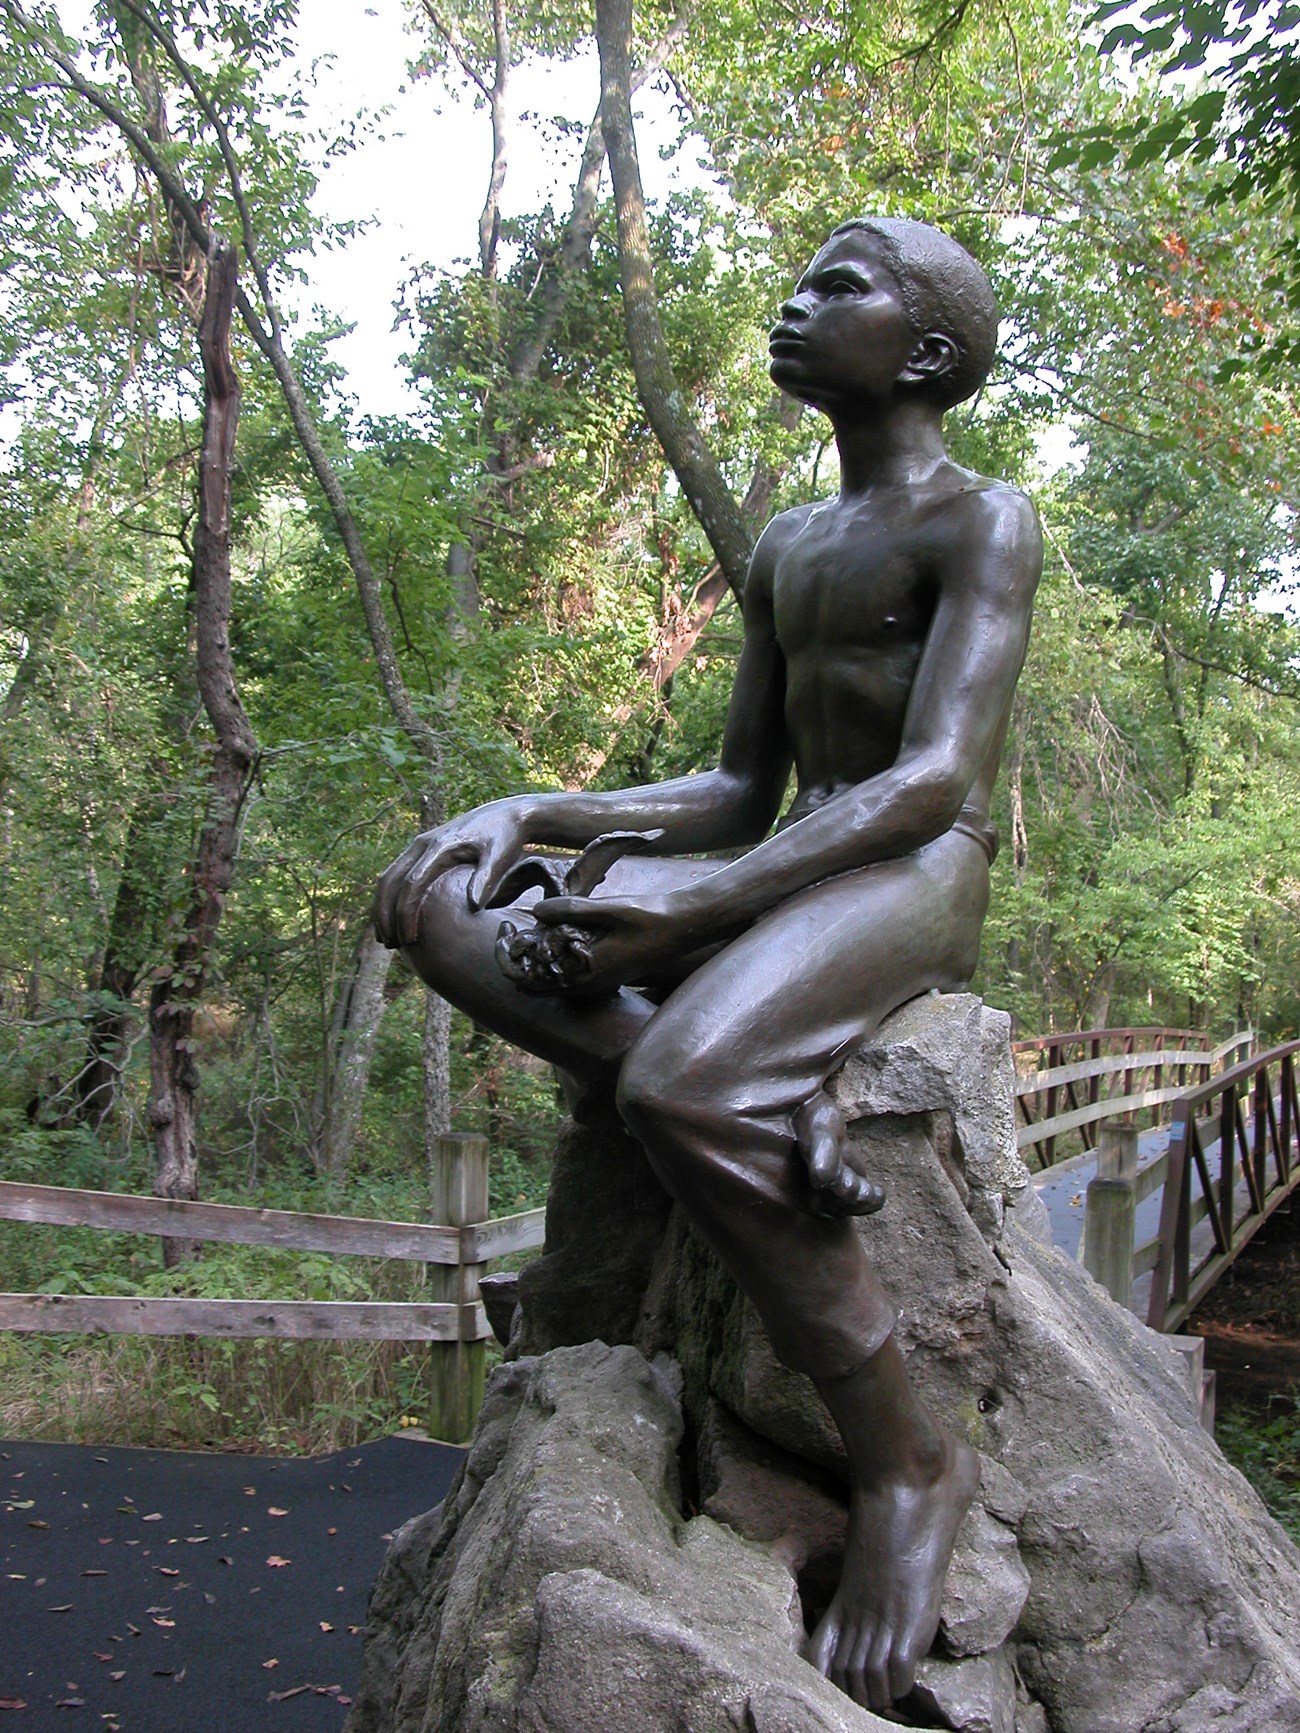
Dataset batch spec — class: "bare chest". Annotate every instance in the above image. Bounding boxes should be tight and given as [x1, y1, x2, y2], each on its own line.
[771, 508, 937, 664]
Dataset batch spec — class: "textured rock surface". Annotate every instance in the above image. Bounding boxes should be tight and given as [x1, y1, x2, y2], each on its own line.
[831, 992, 1030, 1238]
[351, 994, 1300, 1733]
[346, 1343, 897, 1733]
[912, 1649, 1017, 1733]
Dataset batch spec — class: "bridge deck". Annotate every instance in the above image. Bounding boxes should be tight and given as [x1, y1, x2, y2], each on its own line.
[1031, 1115, 1290, 1324]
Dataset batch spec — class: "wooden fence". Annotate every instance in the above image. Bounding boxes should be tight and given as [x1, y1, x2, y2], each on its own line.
[0, 1133, 546, 1443]
[1012, 1027, 1253, 1169]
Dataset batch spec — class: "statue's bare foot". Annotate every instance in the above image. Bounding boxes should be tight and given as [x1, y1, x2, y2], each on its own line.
[805, 1425, 979, 1711]
[796, 1089, 885, 1216]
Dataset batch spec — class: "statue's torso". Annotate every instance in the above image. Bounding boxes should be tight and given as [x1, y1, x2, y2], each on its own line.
[769, 479, 1006, 827]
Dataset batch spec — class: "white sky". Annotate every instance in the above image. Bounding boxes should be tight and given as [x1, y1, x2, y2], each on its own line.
[288, 1, 697, 421]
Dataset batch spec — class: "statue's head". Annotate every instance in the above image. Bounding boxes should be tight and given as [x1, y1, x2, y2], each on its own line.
[770, 218, 998, 414]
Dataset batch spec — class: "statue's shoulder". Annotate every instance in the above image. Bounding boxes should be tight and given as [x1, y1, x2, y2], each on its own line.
[746, 503, 819, 599]
[933, 466, 1037, 523]
[930, 471, 1043, 587]
[759, 501, 819, 547]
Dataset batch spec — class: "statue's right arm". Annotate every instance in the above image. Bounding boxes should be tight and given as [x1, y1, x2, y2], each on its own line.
[373, 516, 799, 946]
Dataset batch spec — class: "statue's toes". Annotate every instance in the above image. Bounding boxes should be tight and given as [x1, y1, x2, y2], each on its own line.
[810, 1168, 886, 1218]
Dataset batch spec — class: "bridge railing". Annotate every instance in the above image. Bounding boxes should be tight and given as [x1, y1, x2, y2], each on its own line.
[1144, 1041, 1300, 1333]
[1012, 1026, 1253, 1170]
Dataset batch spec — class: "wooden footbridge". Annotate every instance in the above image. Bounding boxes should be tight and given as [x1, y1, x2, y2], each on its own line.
[1014, 1027, 1300, 1332]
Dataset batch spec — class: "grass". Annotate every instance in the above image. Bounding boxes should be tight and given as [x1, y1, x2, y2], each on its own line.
[0, 1117, 554, 1455]
[1215, 1398, 1300, 1545]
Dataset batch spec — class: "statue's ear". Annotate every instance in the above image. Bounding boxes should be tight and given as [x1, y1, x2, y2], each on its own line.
[900, 332, 959, 390]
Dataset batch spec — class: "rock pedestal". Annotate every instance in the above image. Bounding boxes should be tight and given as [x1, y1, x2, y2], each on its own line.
[347, 994, 1300, 1733]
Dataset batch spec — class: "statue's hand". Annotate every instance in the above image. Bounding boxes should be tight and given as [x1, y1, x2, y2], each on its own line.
[517, 892, 690, 996]
[373, 798, 535, 948]
[795, 1091, 886, 1217]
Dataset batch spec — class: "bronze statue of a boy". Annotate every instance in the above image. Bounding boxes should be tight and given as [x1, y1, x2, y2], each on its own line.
[375, 216, 1042, 1713]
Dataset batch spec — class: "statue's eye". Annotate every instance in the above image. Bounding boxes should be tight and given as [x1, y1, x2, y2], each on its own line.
[824, 277, 864, 296]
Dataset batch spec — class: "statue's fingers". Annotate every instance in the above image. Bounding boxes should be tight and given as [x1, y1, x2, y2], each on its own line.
[374, 837, 431, 945]
[806, 1137, 840, 1188]
[495, 922, 528, 984]
[467, 839, 515, 912]
[826, 1163, 861, 1200]
[531, 895, 601, 927]
[843, 1171, 887, 1215]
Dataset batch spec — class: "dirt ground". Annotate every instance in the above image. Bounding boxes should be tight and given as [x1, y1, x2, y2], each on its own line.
[1188, 1200, 1300, 1413]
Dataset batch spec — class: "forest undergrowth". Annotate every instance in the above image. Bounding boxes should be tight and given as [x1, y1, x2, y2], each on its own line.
[0, 1021, 560, 1455]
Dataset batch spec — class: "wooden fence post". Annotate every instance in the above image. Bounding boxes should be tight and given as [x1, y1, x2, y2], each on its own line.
[1085, 1121, 1138, 1310]
[428, 1132, 489, 1444]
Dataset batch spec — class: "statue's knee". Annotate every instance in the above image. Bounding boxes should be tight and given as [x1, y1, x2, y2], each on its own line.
[401, 867, 473, 986]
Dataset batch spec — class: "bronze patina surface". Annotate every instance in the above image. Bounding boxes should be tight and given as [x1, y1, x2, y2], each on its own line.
[374, 217, 1042, 1712]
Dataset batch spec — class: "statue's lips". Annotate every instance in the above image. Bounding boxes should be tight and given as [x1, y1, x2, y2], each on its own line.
[769, 326, 805, 354]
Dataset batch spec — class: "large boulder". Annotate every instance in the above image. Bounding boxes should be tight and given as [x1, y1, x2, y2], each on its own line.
[347, 1343, 899, 1732]
[350, 994, 1300, 1733]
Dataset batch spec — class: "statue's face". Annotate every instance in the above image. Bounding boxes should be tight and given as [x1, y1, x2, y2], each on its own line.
[769, 231, 920, 413]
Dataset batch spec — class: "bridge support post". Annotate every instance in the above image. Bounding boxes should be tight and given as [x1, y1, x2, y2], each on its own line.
[1085, 1121, 1138, 1310]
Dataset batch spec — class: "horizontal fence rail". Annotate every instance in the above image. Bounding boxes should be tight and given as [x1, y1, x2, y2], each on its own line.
[0, 1180, 546, 1270]
[0, 1135, 548, 1441]
[1013, 1027, 1252, 1169]
[0, 1294, 488, 1342]
[1146, 1041, 1300, 1334]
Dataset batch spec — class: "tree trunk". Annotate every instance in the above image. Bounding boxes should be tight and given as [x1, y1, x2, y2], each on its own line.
[419, 777, 454, 1184]
[149, 237, 256, 1264]
[595, 0, 753, 602]
[424, 991, 454, 1203]
[311, 925, 397, 1181]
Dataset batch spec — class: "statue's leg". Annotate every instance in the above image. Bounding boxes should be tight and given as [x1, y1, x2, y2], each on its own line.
[614, 827, 988, 1712]
[397, 857, 721, 1081]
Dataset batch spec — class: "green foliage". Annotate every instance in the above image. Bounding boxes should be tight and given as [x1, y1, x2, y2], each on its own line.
[1217, 1399, 1300, 1543]
[4, 0, 1300, 1448]
[1054, 0, 1300, 368]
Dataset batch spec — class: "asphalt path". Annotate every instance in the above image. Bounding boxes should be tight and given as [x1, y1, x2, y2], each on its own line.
[1, 1432, 463, 1732]
[1030, 1122, 1175, 1262]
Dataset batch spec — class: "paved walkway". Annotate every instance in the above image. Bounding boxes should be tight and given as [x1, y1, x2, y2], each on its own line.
[1, 1432, 463, 1732]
